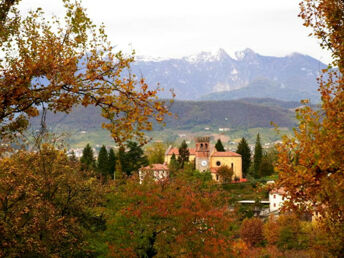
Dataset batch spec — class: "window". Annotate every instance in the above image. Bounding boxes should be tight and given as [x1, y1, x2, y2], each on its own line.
[216, 175, 219, 181]
[216, 161, 221, 166]
[231, 163, 234, 170]
[282, 196, 285, 201]
[273, 195, 276, 199]
[273, 203, 276, 207]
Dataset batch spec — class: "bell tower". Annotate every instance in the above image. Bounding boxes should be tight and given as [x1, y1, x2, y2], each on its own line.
[195, 136, 210, 172]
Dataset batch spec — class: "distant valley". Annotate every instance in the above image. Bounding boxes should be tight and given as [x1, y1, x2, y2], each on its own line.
[30, 98, 299, 147]
[30, 98, 298, 132]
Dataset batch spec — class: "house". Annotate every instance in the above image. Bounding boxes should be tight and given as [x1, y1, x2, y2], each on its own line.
[165, 136, 243, 182]
[269, 187, 286, 213]
[139, 164, 169, 184]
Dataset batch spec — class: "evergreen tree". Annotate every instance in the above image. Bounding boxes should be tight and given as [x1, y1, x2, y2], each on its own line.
[236, 137, 251, 178]
[108, 148, 116, 179]
[258, 154, 274, 177]
[253, 134, 263, 178]
[178, 140, 189, 169]
[215, 139, 225, 152]
[80, 144, 95, 170]
[97, 145, 109, 177]
[69, 150, 78, 163]
[169, 153, 179, 173]
[114, 159, 124, 181]
[120, 141, 149, 176]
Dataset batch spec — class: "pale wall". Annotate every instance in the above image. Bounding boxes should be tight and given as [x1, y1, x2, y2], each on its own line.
[209, 156, 242, 179]
[269, 193, 284, 212]
[164, 154, 195, 164]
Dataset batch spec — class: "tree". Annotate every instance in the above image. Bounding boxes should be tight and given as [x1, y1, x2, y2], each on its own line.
[0, 0, 171, 145]
[95, 175, 236, 257]
[276, 0, 344, 254]
[177, 140, 189, 169]
[119, 141, 148, 176]
[114, 159, 125, 181]
[145, 142, 166, 164]
[215, 139, 225, 152]
[263, 216, 280, 246]
[236, 137, 251, 178]
[69, 150, 78, 163]
[80, 143, 95, 170]
[217, 165, 233, 184]
[240, 217, 264, 247]
[97, 145, 109, 178]
[108, 148, 116, 178]
[258, 153, 274, 177]
[0, 144, 106, 257]
[253, 133, 263, 178]
[168, 153, 179, 173]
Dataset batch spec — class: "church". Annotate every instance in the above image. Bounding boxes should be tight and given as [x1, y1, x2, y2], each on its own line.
[165, 136, 243, 182]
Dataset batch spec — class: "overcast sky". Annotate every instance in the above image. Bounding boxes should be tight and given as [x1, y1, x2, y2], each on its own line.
[21, 0, 331, 63]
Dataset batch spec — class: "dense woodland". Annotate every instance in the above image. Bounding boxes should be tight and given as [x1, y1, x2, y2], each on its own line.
[1, 0, 344, 257]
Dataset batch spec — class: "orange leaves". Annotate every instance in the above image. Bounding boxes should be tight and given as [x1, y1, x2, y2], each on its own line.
[275, 2, 344, 251]
[103, 175, 235, 257]
[1, 0, 173, 146]
[0, 145, 107, 256]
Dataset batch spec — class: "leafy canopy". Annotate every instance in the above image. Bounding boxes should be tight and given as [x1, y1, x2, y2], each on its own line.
[0, 0, 172, 145]
[276, 0, 344, 254]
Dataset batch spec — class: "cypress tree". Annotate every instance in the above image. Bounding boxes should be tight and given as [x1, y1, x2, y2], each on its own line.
[108, 148, 116, 179]
[114, 158, 125, 181]
[80, 143, 95, 170]
[236, 137, 251, 178]
[169, 153, 179, 172]
[253, 133, 263, 178]
[215, 139, 225, 152]
[97, 145, 109, 177]
[178, 140, 189, 169]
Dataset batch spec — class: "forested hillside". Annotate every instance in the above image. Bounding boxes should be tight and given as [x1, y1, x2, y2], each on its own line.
[30, 98, 297, 131]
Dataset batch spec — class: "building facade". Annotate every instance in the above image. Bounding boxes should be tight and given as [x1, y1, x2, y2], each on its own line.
[165, 136, 243, 182]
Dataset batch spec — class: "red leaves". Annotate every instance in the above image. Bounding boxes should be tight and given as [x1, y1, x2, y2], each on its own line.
[103, 175, 235, 257]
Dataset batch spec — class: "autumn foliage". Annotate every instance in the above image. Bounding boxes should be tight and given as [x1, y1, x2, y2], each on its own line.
[0, 0, 171, 145]
[0, 144, 107, 257]
[240, 217, 264, 247]
[96, 173, 235, 257]
[274, 0, 344, 254]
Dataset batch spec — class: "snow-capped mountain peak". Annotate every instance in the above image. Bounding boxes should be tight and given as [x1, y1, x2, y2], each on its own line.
[234, 48, 256, 61]
[184, 48, 231, 63]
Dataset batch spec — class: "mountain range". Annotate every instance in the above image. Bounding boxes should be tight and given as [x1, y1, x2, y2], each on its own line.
[133, 48, 326, 102]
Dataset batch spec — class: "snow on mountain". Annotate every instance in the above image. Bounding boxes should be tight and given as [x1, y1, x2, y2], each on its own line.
[132, 48, 326, 102]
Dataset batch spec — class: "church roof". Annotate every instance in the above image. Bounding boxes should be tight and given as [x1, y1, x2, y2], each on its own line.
[165, 147, 196, 156]
[211, 151, 241, 157]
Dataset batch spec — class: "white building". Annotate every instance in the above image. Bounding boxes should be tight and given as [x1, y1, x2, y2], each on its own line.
[269, 187, 286, 213]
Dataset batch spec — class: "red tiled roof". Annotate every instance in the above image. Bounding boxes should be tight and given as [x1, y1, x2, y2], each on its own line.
[211, 151, 241, 157]
[141, 164, 169, 170]
[166, 147, 196, 156]
[210, 167, 219, 173]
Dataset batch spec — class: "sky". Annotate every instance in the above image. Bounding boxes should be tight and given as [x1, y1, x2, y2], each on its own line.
[20, 0, 332, 64]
